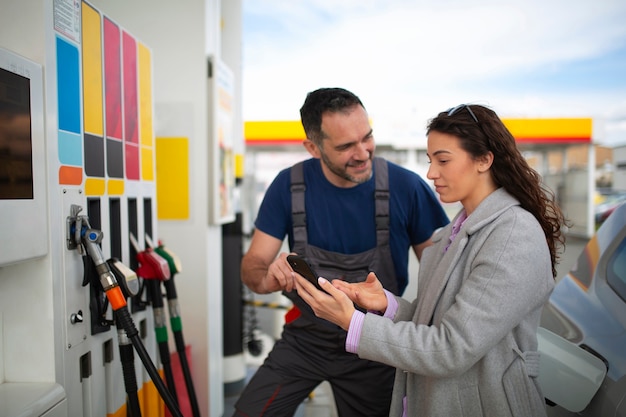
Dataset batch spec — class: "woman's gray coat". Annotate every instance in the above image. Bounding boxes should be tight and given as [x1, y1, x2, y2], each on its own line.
[357, 188, 554, 417]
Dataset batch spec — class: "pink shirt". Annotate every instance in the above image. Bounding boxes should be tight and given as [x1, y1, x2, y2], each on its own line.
[445, 209, 467, 252]
[345, 290, 398, 353]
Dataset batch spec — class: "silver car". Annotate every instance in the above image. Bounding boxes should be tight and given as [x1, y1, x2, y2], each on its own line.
[539, 202, 626, 416]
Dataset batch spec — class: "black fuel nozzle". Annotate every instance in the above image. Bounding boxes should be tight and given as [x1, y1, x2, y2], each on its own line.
[108, 258, 140, 298]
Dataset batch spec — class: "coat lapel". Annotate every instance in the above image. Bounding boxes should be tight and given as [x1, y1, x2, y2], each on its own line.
[414, 218, 467, 325]
[413, 189, 519, 326]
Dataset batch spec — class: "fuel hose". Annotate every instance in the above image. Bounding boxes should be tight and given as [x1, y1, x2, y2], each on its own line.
[82, 229, 183, 417]
[148, 278, 179, 407]
[117, 327, 142, 417]
[163, 277, 201, 417]
[156, 242, 202, 417]
[114, 293, 183, 417]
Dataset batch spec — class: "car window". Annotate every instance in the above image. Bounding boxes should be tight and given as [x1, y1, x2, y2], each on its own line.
[607, 236, 626, 302]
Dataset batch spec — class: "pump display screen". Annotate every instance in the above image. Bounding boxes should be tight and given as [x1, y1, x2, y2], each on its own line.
[0, 47, 46, 266]
[0, 67, 33, 200]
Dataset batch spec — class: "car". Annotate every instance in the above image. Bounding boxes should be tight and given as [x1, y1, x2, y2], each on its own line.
[539, 201, 626, 416]
[594, 190, 626, 225]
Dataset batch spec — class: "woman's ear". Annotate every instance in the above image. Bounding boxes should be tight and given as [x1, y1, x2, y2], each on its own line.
[477, 151, 494, 173]
[303, 139, 321, 159]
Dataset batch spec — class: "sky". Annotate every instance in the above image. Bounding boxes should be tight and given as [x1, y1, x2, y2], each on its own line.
[241, 0, 626, 147]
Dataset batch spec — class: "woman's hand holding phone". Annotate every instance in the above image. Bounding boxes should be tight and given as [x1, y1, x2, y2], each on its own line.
[286, 255, 328, 293]
[290, 260, 355, 331]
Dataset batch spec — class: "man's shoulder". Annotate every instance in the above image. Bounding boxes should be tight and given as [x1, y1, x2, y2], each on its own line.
[291, 158, 318, 172]
[275, 158, 314, 177]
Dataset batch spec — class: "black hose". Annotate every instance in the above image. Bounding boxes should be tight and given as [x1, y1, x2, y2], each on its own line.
[115, 308, 183, 417]
[148, 280, 179, 406]
[164, 277, 202, 417]
[158, 341, 178, 406]
[118, 338, 142, 417]
[173, 329, 201, 417]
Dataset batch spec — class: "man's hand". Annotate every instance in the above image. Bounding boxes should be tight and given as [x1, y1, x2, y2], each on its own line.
[241, 230, 296, 294]
[244, 252, 299, 294]
[264, 252, 298, 292]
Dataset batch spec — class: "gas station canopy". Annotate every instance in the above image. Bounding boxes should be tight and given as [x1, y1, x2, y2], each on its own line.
[244, 118, 593, 147]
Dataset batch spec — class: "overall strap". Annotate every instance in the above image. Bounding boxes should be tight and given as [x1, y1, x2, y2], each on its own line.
[290, 158, 390, 247]
[290, 162, 307, 247]
[374, 157, 390, 246]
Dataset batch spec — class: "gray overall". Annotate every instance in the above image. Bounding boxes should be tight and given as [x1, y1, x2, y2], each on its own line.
[285, 157, 399, 334]
[233, 157, 399, 417]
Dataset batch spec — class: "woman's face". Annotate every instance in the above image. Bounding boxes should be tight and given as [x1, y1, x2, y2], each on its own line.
[426, 131, 492, 214]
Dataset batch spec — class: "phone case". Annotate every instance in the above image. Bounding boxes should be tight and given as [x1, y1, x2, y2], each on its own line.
[287, 255, 325, 292]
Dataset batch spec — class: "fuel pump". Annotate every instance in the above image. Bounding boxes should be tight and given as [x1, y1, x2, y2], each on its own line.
[154, 239, 201, 417]
[129, 233, 179, 409]
[67, 205, 183, 417]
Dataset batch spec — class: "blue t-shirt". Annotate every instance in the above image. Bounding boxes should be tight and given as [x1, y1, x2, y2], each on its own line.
[254, 158, 449, 294]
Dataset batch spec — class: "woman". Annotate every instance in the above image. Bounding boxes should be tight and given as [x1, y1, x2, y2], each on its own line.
[295, 104, 568, 417]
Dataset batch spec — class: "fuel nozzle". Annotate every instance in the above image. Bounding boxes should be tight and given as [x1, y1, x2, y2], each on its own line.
[155, 239, 183, 275]
[130, 232, 170, 281]
[83, 229, 119, 293]
[108, 258, 140, 298]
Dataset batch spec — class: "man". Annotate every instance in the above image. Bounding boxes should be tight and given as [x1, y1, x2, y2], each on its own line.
[233, 88, 449, 416]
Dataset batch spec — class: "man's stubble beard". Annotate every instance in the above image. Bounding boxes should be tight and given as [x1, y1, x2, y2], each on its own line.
[319, 150, 373, 185]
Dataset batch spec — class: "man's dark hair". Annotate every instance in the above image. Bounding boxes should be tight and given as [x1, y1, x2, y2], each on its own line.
[299, 88, 364, 145]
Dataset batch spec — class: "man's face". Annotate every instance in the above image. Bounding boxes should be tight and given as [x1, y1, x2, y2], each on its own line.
[309, 105, 375, 188]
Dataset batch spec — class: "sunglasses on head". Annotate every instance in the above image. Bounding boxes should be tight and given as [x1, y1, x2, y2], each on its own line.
[447, 104, 478, 123]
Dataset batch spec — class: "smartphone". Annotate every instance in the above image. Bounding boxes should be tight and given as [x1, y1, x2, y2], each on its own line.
[287, 255, 327, 292]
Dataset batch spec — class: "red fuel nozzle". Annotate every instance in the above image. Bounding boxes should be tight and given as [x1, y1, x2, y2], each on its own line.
[137, 248, 171, 281]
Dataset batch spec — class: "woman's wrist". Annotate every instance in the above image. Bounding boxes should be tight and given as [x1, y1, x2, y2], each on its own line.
[345, 310, 365, 353]
[382, 290, 398, 319]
